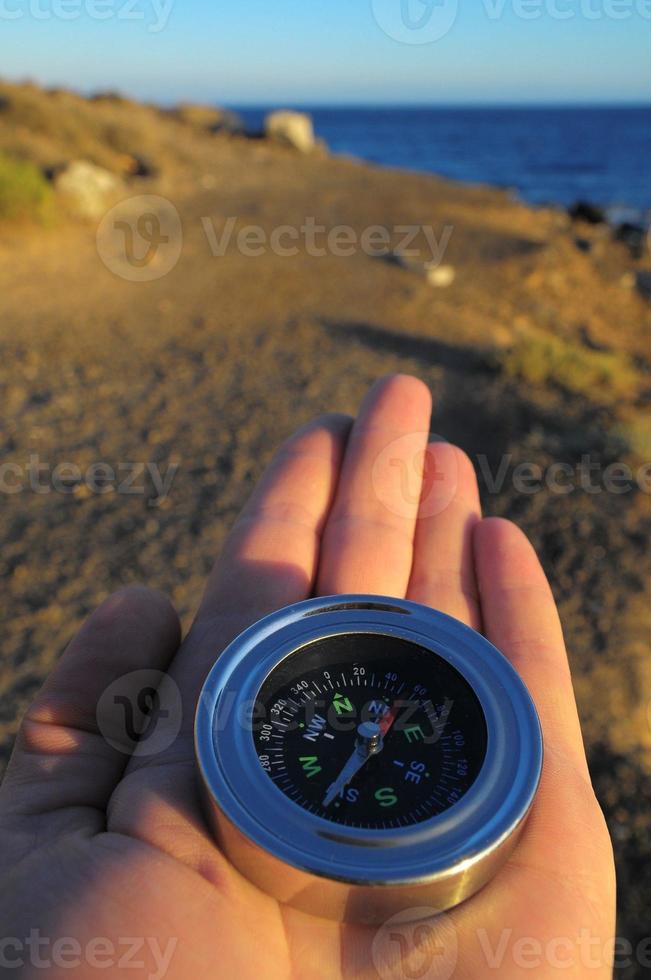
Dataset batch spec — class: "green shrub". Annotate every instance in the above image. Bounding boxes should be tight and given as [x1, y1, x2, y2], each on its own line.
[497, 329, 641, 404]
[0, 154, 53, 222]
[611, 417, 651, 462]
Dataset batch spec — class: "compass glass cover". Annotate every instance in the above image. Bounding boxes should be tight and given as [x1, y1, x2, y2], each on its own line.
[252, 632, 488, 829]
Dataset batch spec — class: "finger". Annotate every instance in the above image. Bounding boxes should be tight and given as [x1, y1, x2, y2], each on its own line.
[316, 374, 432, 597]
[0, 587, 180, 825]
[407, 442, 482, 628]
[473, 517, 589, 778]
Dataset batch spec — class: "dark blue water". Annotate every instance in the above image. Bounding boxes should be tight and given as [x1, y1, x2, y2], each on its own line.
[236, 106, 651, 218]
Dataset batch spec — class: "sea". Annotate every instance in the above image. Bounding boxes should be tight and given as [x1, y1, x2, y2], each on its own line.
[236, 106, 651, 223]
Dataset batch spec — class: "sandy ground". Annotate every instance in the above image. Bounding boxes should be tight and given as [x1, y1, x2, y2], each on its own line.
[1, 121, 650, 973]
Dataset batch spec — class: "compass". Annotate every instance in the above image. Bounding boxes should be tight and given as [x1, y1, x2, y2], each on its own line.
[195, 596, 543, 923]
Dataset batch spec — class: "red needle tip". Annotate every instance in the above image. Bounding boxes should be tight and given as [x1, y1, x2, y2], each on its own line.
[378, 704, 399, 736]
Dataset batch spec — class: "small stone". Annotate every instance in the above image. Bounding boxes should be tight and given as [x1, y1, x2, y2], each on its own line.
[264, 111, 316, 154]
[491, 325, 513, 348]
[568, 200, 606, 225]
[425, 264, 456, 288]
[172, 104, 244, 134]
[387, 253, 455, 286]
[54, 160, 123, 218]
[636, 270, 651, 301]
[613, 221, 646, 259]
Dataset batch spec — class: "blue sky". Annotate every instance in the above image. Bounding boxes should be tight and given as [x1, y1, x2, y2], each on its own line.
[2, 0, 650, 105]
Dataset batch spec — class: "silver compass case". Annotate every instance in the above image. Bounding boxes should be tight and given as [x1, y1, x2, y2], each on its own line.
[194, 596, 543, 924]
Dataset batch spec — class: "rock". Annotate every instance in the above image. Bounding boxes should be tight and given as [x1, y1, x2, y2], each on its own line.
[620, 272, 636, 290]
[578, 325, 609, 352]
[171, 103, 219, 128]
[264, 111, 316, 153]
[614, 222, 646, 260]
[89, 90, 130, 104]
[171, 103, 244, 134]
[125, 155, 158, 178]
[426, 264, 456, 287]
[568, 200, 606, 225]
[53, 160, 123, 218]
[388, 252, 456, 287]
[575, 237, 593, 254]
[212, 110, 245, 134]
[491, 325, 513, 348]
[636, 271, 651, 301]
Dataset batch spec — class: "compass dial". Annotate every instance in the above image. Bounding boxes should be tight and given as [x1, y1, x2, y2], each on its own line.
[253, 632, 487, 829]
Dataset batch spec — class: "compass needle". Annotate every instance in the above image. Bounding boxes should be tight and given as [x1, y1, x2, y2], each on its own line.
[323, 721, 385, 808]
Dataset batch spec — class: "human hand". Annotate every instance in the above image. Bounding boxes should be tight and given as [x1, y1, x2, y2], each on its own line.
[0, 375, 615, 979]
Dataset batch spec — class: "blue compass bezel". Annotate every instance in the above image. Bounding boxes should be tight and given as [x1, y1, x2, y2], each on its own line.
[195, 595, 543, 886]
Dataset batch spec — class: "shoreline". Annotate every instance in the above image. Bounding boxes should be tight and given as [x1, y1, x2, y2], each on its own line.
[234, 104, 651, 222]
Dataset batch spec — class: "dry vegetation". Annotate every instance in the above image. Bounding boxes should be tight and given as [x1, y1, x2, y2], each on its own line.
[0, 80, 238, 177]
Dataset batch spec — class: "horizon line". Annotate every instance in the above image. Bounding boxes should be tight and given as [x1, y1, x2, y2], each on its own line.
[3, 78, 650, 111]
[227, 100, 651, 110]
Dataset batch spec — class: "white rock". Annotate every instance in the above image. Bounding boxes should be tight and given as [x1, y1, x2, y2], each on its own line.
[264, 110, 315, 153]
[54, 160, 123, 218]
[425, 264, 456, 287]
[392, 253, 456, 287]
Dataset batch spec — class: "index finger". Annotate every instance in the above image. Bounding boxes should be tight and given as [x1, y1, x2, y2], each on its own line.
[316, 374, 432, 597]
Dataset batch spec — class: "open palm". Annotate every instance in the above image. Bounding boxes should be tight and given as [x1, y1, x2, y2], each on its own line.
[0, 375, 615, 979]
